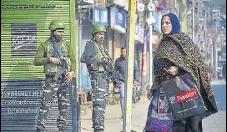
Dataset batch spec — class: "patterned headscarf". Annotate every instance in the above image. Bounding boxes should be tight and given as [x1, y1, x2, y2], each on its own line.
[161, 13, 181, 35]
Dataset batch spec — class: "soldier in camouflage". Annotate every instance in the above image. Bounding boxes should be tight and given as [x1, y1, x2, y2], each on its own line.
[34, 20, 76, 132]
[80, 24, 120, 132]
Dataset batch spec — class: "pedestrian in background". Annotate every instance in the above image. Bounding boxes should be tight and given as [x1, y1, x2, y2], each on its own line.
[144, 13, 218, 132]
[34, 20, 76, 132]
[114, 47, 140, 118]
[80, 24, 121, 132]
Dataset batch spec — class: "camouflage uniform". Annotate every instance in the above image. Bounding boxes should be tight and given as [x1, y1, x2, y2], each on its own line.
[90, 71, 110, 131]
[34, 20, 76, 132]
[80, 25, 118, 132]
[36, 76, 71, 132]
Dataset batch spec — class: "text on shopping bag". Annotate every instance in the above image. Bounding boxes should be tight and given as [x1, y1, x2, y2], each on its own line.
[176, 88, 199, 103]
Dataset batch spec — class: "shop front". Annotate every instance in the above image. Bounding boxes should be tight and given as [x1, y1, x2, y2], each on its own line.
[1, 0, 77, 131]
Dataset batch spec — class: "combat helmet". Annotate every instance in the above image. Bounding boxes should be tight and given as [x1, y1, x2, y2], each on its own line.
[49, 20, 65, 31]
[91, 24, 106, 35]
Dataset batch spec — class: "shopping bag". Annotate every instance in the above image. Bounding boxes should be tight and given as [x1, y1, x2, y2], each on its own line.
[144, 88, 173, 132]
[162, 73, 207, 121]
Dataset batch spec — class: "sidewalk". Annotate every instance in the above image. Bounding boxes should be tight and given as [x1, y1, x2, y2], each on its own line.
[80, 98, 226, 132]
[211, 79, 226, 85]
[80, 80, 226, 132]
[80, 96, 148, 132]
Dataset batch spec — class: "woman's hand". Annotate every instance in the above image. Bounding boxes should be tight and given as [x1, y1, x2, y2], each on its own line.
[166, 66, 179, 76]
[147, 90, 153, 100]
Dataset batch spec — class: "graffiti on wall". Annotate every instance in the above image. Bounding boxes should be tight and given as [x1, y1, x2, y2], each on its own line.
[11, 23, 37, 57]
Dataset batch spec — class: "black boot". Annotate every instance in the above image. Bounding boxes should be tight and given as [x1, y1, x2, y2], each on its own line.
[59, 129, 66, 132]
[36, 128, 44, 132]
[94, 129, 104, 132]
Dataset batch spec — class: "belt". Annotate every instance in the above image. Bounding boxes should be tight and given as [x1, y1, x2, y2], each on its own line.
[90, 71, 109, 78]
[46, 75, 55, 78]
[46, 74, 64, 80]
[90, 70, 105, 74]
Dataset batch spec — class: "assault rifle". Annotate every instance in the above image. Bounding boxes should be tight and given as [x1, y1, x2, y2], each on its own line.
[94, 42, 121, 87]
[52, 43, 68, 81]
[103, 60, 121, 86]
[102, 58, 121, 87]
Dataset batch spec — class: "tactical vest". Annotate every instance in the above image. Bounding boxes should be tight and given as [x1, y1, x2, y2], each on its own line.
[44, 39, 71, 75]
[88, 41, 109, 72]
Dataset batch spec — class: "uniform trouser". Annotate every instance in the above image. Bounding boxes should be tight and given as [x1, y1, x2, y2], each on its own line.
[36, 76, 71, 131]
[90, 72, 109, 131]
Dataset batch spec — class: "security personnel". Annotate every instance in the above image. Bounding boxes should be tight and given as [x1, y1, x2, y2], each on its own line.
[34, 20, 76, 132]
[80, 24, 119, 132]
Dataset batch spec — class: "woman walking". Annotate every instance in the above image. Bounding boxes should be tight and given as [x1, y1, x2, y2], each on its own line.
[144, 13, 218, 132]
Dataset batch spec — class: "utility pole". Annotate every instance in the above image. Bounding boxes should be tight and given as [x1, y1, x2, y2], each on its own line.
[123, 0, 136, 131]
[211, 9, 221, 79]
[214, 19, 218, 79]
[148, 12, 153, 89]
[204, 10, 207, 61]
[70, 0, 79, 131]
[146, 0, 155, 89]
[192, 0, 195, 41]
[174, 0, 178, 17]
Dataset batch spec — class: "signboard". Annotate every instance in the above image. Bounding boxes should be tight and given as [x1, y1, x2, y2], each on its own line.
[93, 7, 108, 26]
[107, 0, 128, 11]
[110, 6, 127, 34]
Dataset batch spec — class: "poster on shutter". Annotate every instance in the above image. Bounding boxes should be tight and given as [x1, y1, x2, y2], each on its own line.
[11, 23, 37, 57]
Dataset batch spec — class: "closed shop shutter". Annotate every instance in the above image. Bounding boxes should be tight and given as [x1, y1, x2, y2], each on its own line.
[1, 0, 76, 131]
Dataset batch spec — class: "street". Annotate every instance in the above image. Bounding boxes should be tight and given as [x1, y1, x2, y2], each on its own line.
[80, 80, 226, 132]
[211, 80, 226, 111]
[203, 80, 226, 132]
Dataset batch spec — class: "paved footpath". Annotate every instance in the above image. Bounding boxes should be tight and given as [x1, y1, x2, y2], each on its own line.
[80, 80, 226, 132]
